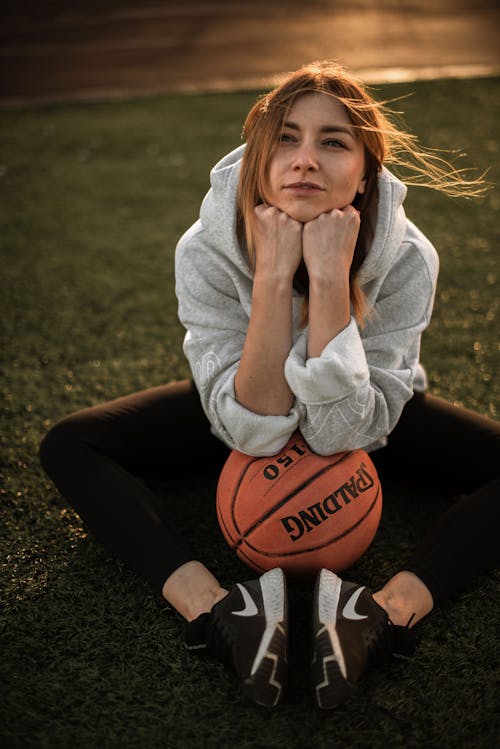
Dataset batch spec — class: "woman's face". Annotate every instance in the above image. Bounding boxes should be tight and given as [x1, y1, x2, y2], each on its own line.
[264, 93, 366, 222]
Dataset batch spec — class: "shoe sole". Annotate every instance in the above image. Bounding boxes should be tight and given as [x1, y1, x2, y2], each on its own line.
[243, 567, 288, 708]
[311, 568, 353, 709]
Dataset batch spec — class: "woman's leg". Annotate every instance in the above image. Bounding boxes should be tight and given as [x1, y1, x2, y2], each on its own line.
[311, 395, 499, 708]
[370, 391, 500, 620]
[40, 382, 289, 706]
[39, 379, 229, 596]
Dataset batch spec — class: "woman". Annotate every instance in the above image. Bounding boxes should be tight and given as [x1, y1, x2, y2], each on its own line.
[39, 61, 499, 710]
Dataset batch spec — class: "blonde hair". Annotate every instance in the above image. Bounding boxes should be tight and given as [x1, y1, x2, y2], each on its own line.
[237, 60, 486, 326]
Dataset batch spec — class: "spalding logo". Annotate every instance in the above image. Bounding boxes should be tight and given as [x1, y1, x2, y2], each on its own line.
[280, 463, 375, 541]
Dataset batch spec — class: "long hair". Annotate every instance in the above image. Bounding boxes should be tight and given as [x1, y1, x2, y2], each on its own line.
[237, 60, 486, 326]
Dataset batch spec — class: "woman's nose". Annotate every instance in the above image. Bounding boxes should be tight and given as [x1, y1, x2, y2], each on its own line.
[292, 143, 319, 170]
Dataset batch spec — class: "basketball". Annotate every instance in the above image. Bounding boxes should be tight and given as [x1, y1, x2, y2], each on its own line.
[216, 431, 382, 581]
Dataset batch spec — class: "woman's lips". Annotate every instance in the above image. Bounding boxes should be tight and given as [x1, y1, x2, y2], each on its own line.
[283, 182, 325, 193]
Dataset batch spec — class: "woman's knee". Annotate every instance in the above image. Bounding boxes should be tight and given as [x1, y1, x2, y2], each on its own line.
[39, 409, 97, 477]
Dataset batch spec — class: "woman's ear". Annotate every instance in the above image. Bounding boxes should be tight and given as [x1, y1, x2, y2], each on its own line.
[357, 175, 367, 195]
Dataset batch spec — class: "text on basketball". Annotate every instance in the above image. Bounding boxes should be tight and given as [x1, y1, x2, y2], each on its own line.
[280, 463, 375, 541]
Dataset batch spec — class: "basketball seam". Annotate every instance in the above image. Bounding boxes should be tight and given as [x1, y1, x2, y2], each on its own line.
[238, 484, 381, 558]
[216, 455, 261, 546]
[235, 545, 268, 573]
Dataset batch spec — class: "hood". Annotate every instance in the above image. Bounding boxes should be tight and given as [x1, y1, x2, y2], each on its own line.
[199, 144, 408, 286]
[357, 166, 408, 285]
[199, 144, 252, 277]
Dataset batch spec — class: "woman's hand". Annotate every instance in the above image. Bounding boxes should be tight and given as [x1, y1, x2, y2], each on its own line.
[302, 205, 360, 283]
[251, 204, 303, 282]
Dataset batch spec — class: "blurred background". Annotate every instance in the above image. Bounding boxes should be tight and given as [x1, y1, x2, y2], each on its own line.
[2, 0, 500, 104]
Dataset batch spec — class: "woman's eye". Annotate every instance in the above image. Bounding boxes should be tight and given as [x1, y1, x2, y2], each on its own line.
[324, 139, 345, 148]
[280, 133, 295, 143]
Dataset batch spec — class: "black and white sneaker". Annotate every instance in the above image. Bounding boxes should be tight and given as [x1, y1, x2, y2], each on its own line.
[311, 568, 416, 709]
[184, 567, 288, 707]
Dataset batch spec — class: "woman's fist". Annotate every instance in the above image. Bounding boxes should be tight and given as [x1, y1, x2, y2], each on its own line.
[251, 204, 303, 281]
[302, 206, 360, 283]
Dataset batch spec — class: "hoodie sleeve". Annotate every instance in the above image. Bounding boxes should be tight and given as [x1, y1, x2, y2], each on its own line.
[284, 231, 439, 455]
[175, 225, 300, 456]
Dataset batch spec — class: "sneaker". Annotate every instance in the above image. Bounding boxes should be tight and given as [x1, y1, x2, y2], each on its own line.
[311, 568, 416, 709]
[184, 567, 288, 707]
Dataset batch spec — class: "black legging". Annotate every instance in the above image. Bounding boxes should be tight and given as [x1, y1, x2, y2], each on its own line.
[39, 381, 500, 605]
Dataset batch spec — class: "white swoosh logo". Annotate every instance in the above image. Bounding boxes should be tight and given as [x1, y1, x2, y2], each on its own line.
[342, 587, 368, 621]
[232, 584, 258, 617]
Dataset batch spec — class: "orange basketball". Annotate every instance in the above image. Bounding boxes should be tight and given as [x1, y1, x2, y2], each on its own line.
[216, 431, 382, 581]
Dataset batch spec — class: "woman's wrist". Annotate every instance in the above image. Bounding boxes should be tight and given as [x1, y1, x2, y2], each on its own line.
[307, 261, 350, 291]
[253, 268, 295, 294]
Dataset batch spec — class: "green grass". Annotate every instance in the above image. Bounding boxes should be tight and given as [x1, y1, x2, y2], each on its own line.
[1, 77, 499, 749]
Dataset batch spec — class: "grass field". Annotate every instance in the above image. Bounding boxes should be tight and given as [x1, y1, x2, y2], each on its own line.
[1, 76, 499, 749]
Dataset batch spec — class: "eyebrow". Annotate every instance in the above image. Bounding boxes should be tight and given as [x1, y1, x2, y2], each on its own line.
[283, 120, 355, 138]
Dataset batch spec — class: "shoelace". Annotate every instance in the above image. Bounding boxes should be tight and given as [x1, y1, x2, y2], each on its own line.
[386, 612, 417, 659]
[366, 611, 417, 667]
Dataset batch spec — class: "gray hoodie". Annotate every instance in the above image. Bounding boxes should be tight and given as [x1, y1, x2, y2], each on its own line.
[175, 144, 439, 457]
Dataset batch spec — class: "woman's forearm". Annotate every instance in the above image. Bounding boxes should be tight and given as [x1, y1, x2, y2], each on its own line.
[303, 208, 359, 359]
[235, 273, 295, 415]
[307, 275, 351, 359]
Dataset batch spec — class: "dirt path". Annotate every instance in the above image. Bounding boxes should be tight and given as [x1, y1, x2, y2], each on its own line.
[1, 0, 499, 105]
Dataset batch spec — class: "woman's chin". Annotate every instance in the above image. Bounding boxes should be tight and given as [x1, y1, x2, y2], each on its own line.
[280, 205, 326, 223]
